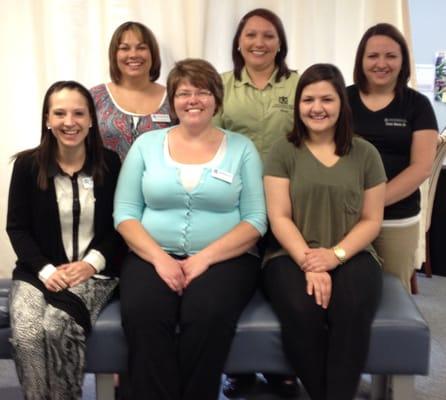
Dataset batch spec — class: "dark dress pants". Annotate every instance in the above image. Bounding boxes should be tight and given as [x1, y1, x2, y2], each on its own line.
[120, 252, 259, 400]
[262, 252, 382, 400]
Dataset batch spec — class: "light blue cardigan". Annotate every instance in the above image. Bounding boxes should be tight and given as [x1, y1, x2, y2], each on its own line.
[114, 127, 267, 255]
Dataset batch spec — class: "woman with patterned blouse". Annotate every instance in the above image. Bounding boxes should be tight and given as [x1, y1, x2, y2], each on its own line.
[91, 21, 172, 160]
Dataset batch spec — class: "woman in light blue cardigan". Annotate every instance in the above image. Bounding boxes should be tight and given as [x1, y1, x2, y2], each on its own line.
[114, 58, 266, 400]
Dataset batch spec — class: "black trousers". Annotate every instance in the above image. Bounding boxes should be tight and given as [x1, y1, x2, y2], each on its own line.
[262, 252, 382, 400]
[120, 252, 259, 400]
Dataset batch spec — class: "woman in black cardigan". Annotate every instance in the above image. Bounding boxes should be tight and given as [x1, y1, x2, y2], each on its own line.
[6, 80, 125, 400]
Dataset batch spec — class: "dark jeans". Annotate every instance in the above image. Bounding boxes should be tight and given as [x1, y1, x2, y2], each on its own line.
[262, 252, 382, 400]
[120, 252, 259, 400]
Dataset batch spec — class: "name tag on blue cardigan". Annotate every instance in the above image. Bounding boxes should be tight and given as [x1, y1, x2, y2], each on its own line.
[211, 168, 233, 183]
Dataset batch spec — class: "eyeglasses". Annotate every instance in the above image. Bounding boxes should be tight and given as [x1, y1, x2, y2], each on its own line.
[174, 90, 213, 100]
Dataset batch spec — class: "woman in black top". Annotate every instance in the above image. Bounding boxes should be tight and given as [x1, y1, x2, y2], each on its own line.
[347, 23, 438, 291]
[7, 81, 124, 400]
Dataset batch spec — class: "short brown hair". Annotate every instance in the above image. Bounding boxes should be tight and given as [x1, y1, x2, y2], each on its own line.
[288, 64, 353, 156]
[353, 23, 410, 95]
[166, 58, 224, 119]
[232, 8, 291, 82]
[108, 21, 161, 83]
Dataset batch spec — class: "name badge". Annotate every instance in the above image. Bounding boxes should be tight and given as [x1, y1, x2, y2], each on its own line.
[151, 113, 171, 123]
[81, 177, 94, 189]
[211, 168, 233, 183]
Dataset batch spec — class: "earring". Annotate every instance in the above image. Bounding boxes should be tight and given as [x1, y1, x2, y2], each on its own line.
[237, 46, 241, 52]
[47, 126, 51, 130]
[277, 48, 281, 53]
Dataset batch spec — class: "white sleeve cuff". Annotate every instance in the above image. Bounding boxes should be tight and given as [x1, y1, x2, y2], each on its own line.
[82, 249, 106, 273]
[38, 264, 57, 283]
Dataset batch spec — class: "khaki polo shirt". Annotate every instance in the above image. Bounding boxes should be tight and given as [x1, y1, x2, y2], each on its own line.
[213, 68, 299, 160]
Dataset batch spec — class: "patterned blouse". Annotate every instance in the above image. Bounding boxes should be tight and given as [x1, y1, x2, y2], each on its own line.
[91, 83, 172, 160]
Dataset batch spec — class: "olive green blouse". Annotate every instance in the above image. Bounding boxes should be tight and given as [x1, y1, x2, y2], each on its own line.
[264, 136, 387, 263]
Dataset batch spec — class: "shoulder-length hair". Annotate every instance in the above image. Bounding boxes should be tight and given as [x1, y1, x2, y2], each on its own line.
[353, 23, 410, 95]
[108, 21, 161, 83]
[166, 58, 224, 120]
[287, 63, 353, 156]
[231, 8, 291, 82]
[14, 81, 106, 190]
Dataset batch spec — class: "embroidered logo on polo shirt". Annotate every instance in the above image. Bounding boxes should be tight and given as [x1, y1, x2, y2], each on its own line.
[278, 96, 288, 104]
[384, 118, 407, 127]
[273, 96, 293, 110]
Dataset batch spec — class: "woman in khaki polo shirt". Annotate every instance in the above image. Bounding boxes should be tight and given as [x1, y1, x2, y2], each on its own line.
[213, 8, 300, 398]
[213, 8, 299, 162]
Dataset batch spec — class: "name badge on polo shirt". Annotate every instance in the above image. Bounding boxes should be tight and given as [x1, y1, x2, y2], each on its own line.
[151, 114, 171, 123]
[81, 177, 94, 189]
[211, 168, 233, 183]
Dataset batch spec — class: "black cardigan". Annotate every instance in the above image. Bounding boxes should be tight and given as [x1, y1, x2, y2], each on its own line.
[6, 148, 126, 285]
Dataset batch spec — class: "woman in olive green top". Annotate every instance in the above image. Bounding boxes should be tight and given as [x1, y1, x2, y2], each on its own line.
[263, 64, 386, 400]
[216, 8, 299, 397]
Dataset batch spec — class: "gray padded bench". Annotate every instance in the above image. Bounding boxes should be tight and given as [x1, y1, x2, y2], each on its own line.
[0, 273, 430, 400]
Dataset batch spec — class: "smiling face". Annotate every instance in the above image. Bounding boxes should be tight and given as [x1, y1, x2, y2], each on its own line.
[238, 15, 280, 73]
[46, 88, 92, 153]
[116, 29, 152, 80]
[362, 34, 402, 92]
[174, 80, 216, 129]
[299, 80, 341, 137]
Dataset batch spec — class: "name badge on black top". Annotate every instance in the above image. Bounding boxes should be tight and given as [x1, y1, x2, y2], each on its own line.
[81, 177, 94, 189]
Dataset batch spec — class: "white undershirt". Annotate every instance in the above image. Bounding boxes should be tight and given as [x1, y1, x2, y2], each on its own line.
[164, 133, 227, 191]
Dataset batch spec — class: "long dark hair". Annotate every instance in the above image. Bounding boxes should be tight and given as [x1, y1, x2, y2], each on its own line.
[353, 23, 410, 95]
[287, 64, 353, 156]
[14, 81, 106, 190]
[232, 8, 291, 82]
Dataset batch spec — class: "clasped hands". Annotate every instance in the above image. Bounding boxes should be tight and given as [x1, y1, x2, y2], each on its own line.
[44, 261, 97, 292]
[300, 248, 340, 309]
[153, 252, 211, 294]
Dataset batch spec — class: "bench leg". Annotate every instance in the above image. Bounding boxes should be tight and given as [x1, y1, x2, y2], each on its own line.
[95, 373, 115, 400]
[371, 375, 389, 400]
[391, 375, 415, 400]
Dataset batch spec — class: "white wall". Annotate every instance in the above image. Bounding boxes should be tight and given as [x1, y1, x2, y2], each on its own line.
[409, 0, 446, 130]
